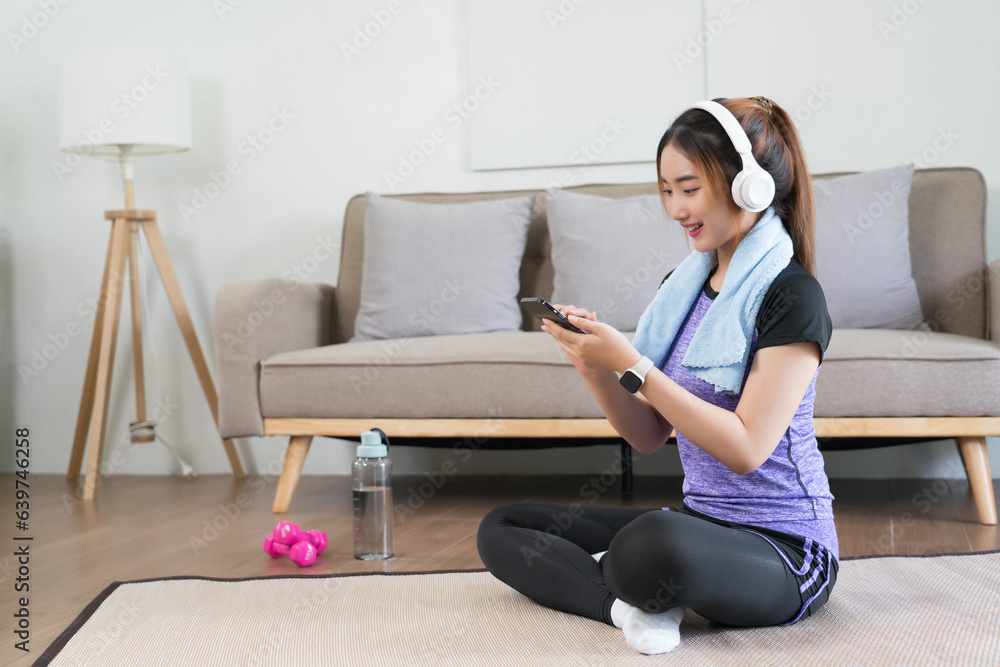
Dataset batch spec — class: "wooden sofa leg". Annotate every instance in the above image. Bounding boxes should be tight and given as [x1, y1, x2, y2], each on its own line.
[956, 436, 998, 525]
[273, 435, 313, 513]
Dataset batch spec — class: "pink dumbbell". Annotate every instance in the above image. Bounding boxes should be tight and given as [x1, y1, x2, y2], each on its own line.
[273, 521, 328, 555]
[262, 535, 317, 567]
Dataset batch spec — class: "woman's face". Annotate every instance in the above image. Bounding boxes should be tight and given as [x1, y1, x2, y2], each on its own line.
[658, 142, 741, 252]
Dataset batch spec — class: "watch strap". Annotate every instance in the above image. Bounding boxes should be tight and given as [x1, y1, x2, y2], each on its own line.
[628, 355, 654, 380]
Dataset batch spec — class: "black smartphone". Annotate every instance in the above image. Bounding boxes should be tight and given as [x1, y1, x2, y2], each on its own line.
[519, 297, 588, 334]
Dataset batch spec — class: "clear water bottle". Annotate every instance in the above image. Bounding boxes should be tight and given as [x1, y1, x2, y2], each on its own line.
[352, 429, 394, 560]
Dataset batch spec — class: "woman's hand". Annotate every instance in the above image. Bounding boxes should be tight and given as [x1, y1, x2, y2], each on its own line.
[543, 304, 641, 377]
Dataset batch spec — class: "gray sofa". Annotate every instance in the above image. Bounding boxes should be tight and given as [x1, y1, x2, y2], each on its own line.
[212, 167, 1000, 521]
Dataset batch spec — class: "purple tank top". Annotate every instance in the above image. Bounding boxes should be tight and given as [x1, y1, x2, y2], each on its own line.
[661, 290, 840, 560]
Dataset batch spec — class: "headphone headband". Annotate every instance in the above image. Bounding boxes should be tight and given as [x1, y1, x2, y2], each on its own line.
[684, 99, 775, 212]
[688, 100, 752, 154]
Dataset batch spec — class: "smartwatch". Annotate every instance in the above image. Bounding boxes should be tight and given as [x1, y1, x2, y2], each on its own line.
[618, 355, 654, 394]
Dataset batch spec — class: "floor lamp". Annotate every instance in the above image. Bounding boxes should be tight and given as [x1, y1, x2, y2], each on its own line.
[57, 48, 245, 500]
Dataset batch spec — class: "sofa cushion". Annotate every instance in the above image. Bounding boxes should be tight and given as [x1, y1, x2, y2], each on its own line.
[260, 332, 605, 419]
[259, 330, 1000, 420]
[545, 189, 690, 331]
[815, 329, 1000, 417]
[814, 163, 925, 330]
[350, 193, 534, 342]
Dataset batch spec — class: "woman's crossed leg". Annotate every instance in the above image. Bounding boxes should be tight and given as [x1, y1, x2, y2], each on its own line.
[477, 501, 807, 653]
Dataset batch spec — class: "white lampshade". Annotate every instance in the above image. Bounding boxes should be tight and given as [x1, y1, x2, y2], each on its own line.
[57, 47, 191, 158]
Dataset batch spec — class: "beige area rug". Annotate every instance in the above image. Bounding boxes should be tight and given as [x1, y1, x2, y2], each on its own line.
[37, 552, 1000, 666]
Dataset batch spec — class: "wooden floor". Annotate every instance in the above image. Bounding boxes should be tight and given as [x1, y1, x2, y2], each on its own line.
[2, 472, 998, 665]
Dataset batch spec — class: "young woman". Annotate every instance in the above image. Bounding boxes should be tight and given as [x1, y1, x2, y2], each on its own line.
[477, 97, 838, 655]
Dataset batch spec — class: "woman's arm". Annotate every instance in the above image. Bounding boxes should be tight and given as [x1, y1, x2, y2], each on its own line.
[636, 341, 821, 474]
[544, 309, 821, 475]
[579, 369, 674, 455]
[543, 305, 672, 454]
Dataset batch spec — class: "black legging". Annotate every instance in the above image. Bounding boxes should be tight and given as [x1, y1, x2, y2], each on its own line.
[477, 502, 836, 628]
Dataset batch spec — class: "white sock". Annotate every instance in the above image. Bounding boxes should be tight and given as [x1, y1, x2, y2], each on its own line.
[609, 598, 629, 628]
[617, 602, 684, 655]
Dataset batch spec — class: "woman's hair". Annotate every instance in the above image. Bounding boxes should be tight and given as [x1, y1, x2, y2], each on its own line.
[655, 97, 817, 276]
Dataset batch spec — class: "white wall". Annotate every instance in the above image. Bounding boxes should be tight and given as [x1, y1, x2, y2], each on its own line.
[1, 0, 997, 482]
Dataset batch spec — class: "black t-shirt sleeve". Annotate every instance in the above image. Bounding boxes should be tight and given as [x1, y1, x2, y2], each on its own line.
[755, 266, 833, 364]
[659, 269, 675, 289]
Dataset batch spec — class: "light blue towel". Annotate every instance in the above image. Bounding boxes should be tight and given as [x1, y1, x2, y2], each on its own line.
[631, 206, 793, 395]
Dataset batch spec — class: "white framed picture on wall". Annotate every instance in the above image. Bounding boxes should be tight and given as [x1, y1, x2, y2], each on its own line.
[466, 0, 706, 170]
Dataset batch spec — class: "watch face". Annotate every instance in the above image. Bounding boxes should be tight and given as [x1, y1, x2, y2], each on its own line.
[620, 371, 642, 393]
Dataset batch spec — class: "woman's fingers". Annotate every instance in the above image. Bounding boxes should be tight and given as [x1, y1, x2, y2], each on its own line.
[552, 303, 596, 319]
[560, 304, 594, 319]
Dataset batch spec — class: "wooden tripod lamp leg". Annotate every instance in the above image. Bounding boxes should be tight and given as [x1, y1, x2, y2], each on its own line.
[127, 222, 153, 441]
[82, 218, 131, 500]
[142, 219, 246, 479]
[68, 222, 118, 479]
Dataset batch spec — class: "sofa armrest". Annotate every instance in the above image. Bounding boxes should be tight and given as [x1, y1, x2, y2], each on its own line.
[212, 278, 335, 438]
[991, 258, 1000, 344]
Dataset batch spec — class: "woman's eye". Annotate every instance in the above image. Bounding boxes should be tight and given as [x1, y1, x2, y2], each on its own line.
[684, 188, 699, 195]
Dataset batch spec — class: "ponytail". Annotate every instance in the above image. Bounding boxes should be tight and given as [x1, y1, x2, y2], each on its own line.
[757, 100, 817, 276]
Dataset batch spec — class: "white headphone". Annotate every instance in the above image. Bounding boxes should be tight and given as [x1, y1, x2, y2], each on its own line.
[685, 100, 775, 213]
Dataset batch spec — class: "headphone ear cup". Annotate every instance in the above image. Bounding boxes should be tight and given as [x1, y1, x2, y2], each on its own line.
[730, 170, 749, 209]
[732, 168, 775, 212]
